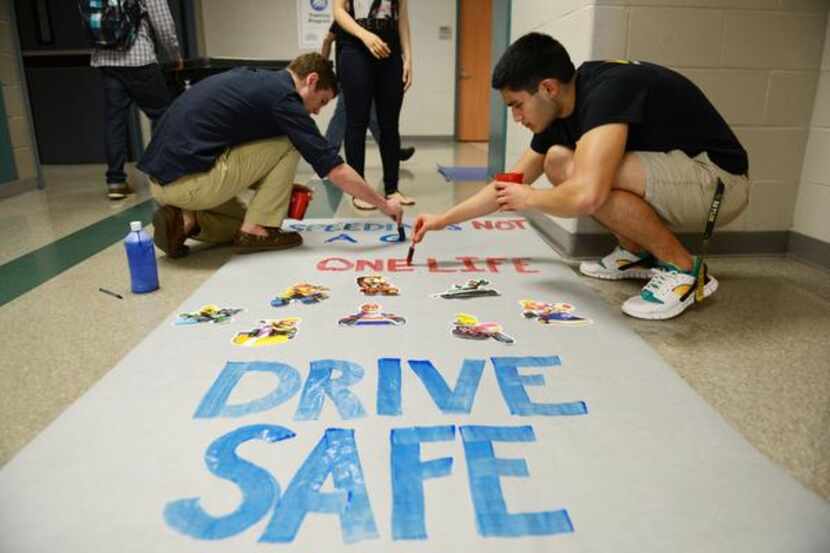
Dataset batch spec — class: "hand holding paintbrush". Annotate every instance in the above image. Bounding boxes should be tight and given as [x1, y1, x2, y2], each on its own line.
[408, 215, 437, 265]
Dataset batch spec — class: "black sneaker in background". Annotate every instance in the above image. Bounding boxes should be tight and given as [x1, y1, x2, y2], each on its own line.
[399, 146, 416, 162]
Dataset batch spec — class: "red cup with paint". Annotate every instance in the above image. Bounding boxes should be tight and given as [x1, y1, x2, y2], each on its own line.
[288, 184, 312, 220]
[495, 172, 524, 184]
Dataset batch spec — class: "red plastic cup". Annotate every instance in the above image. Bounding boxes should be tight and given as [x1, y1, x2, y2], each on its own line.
[288, 184, 312, 220]
[495, 172, 524, 184]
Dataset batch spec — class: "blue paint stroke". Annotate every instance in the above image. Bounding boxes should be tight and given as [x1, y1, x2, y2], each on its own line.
[325, 233, 358, 243]
[194, 361, 301, 419]
[380, 233, 408, 243]
[294, 359, 367, 420]
[459, 425, 573, 537]
[262, 428, 379, 544]
[377, 358, 402, 416]
[408, 359, 484, 414]
[491, 356, 587, 416]
[390, 426, 456, 540]
[164, 424, 295, 540]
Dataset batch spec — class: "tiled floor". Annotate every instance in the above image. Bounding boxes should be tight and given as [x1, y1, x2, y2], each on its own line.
[0, 140, 827, 504]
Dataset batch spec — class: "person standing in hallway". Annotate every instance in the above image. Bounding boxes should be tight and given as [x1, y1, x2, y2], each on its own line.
[320, 22, 416, 163]
[413, 32, 750, 321]
[333, 0, 415, 210]
[88, 0, 183, 200]
[138, 53, 402, 257]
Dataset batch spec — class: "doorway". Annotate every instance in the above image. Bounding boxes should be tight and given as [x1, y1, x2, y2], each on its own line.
[456, 0, 492, 142]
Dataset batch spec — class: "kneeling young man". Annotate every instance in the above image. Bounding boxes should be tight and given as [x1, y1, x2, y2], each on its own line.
[138, 53, 401, 256]
[413, 33, 749, 320]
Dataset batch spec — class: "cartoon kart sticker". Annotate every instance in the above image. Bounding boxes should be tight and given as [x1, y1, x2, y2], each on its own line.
[271, 283, 330, 307]
[451, 313, 514, 344]
[232, 317, 301, 347]
[338, 303, 406, 326]
[174, 304, 243, 326]
[519, 299, 592, 326]
[432, 279, 501, 299]
[356, 274, 400, 296]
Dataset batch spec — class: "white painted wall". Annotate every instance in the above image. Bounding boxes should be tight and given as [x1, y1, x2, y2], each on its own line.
[506, 0, 829, 240]
[792, 12, 830, 243]
[200, 0, 456, 137]
[506, 1, 592, 233]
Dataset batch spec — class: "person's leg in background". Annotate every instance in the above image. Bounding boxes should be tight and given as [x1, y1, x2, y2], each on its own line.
[125, 63, 173, 131]
[324, 93, 348, 149]
[367, 104, 415, 161]
[373, 48, 412, 204]
[328, 48, 413, 161]
[367, 103, 382, 145]
[338, 40, 377, 209]
[101, 68, 133, 200]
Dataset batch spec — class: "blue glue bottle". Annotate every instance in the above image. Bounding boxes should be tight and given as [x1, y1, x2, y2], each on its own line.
[125, 220, 159, 293]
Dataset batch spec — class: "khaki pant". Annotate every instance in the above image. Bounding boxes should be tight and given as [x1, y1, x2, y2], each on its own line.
[150, 137, 300, 244]
[635, 150, 750, 230]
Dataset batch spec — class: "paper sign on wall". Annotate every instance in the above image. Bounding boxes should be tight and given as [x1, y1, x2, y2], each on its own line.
[297, 0, 333, 49]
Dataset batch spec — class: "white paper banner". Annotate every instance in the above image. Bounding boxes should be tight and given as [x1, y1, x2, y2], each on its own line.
[1, 218, 829, 552]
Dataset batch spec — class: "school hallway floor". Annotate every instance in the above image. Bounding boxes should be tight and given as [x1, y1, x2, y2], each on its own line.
[0, 139, 828, 502]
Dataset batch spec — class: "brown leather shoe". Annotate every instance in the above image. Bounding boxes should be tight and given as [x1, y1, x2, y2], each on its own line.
[107, 181, 135, 200]
[152, 205, 190, 258]
[233, 228, 303, 254]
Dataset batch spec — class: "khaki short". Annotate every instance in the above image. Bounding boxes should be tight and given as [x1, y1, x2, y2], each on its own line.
[634, 150, 749, 229]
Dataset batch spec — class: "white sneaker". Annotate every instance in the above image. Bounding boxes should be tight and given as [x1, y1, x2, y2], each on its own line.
[579, 246, 656, 280]
[622, 261, 718, 320]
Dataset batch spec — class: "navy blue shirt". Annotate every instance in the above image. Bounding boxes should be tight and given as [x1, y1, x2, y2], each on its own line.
[138, 68, 343, 184]
[531, 61, 748, 175]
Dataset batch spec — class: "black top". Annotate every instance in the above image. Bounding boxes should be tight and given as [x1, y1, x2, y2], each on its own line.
[531, 60, 748, 175]
[335, 0, 400, 48]
[138, 68, 343, 185]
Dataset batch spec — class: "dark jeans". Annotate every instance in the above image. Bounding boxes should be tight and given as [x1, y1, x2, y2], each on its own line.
[324, 92, 383, 151]
[101, 64, 171, 184]
[338, 37, 404, 195]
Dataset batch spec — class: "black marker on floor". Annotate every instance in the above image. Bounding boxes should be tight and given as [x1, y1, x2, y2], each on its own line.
[99, 288, 124, 300]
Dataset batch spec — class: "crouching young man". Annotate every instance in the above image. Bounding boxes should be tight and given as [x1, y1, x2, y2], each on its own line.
[138, 52, 402, 256]
[413, 33, 749, 320]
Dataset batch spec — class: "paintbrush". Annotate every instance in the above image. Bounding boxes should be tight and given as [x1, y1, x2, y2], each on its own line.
[407, 219, 423, 266]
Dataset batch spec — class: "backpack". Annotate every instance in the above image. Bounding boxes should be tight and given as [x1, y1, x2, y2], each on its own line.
[78, 0, 146, 51]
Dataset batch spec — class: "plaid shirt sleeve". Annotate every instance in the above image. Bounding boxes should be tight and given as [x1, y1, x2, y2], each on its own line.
[91, 0, 181, 68]
[145, 0, 181, 61]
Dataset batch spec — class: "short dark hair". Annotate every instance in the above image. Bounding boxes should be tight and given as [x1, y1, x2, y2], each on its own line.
[289, 52, 338, 96]
[491, 33, 575, 93]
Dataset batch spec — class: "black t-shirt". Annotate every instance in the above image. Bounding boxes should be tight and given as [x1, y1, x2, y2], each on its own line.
[530, 60, 748, 175]
[138, 68, 343, 185]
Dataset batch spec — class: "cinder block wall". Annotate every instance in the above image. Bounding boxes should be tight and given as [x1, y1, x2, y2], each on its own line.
[508, 0, 829, 247]
[507, 0, 594, 234]
[792, 13, 830, 244]
[0, 0, 36, 182]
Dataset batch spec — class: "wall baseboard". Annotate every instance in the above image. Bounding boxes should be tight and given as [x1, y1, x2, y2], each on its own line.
[398, 135, 456, 142]
[788, 231, 830, 271]
[525, 212, 826, 269]
[0, 178, 40, 200]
